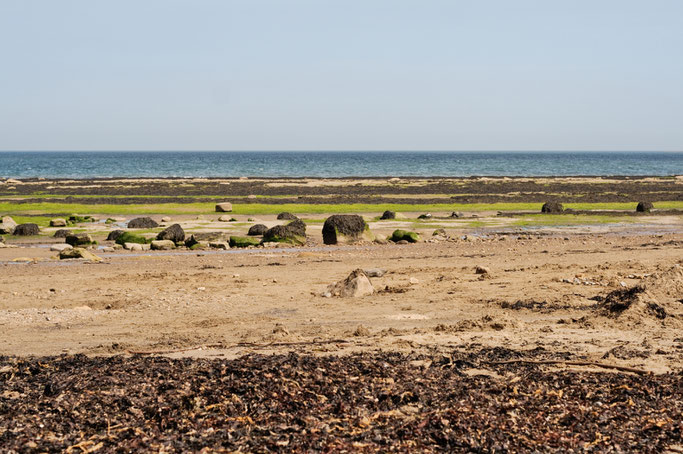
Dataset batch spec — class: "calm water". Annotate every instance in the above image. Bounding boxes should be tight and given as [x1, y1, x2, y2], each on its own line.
[0, 151, 681, 178]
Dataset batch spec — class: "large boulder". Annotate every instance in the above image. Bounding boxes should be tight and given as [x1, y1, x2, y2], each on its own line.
[150, 240, 176, 250]
[53, 229, 73, 238]
[215, 202, 233, 212]
[263, 220, 306, 245]
[541, 202, 564, 214]
[390, 230, 420, 243]
[636, 201, 654, 213]
[322, 215, 373, 245]
[127, 217, 159, 228]
[0, 216, 17, 234]
[276, 212, 299, 221]
[380, 210, 395, 220]
[59, 248, 102, 262]
[65, 233, 93, 247]
[247, 224, 268, 236]
[326, 269, 375, 298]
[14, 223, 40, 236]
[106, 230, 126, 241]
[156, 224, 185, 242]
[49, 218, 67, 227]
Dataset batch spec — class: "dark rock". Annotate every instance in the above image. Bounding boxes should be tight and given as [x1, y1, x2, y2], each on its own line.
[322, 215, 372, 245]
[263, 220, 306, 245]
[65, 233, 93, 247]
[184, 235, 199, 248]
[248, 224, 268, 236]
[276, 212, 299, 221]
[418, 213, 432, 219]
[107, 230, 126, 241]
[156, 224, 185, 242]
[636, 201, 653, 213]
[450, 212, 464, 218]
[229, 236, 261, 248]
[433, 228, 447, 236]
[380, 210, 396, 220]
[541, 202, 564, 214]
[127, 217, 159, 229]
[13, 223, 40, 236]
[53, 229, 73, 238]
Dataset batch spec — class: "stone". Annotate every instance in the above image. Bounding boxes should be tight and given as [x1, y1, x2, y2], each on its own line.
[322, 215, 374, 245]
[263, 220, 306, 245]
[373, 234, 388, 244]
[541, 202, 564, 214]
[276, 212, 299, 221]
[247, 224, 268, 236]
[50, 244, 73, 252]
[184, 234, 199, 248]
[418, 213, 432, 219]
[13, 223, 40, 236]
[390, 230, 420, 243]
[156, 224, 185, 242]
[353, 325, 371, 336]
[433, 228, 447, 236]
[101, 247, 115, 252]
[229, 236, 261, 248]
[363, 268, 386, 277]
[49, 218, 67, 227]
[209, 241, 230, 250]
[215, 202, 233, 212]
[218, 215, 232, 222]
[475, 266, 490, 275]
[53, 229, 72, 238]
[636, 201, 653, 213]
[161, 216, 172, 222]
[150, 240, 176, 250]
[123, 242, 145, 251]
[380, 210, 396, 220]
[450, 212, 464, 218]
[106, 230, 126, 241]
[59, 248, 102, 261]
[65, 233, 93, 247]
[409, 277, 420, 284]
[127, 217, 159, 228]
[326, 269, 375, 298]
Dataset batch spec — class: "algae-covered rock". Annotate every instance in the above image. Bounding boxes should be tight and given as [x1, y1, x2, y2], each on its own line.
[636, 201, 654, 213]
[380, 210, 395, 220]
[229, 236, 261, 248]
[65, 233, 93, 247]
[390, 229, 420, 243]
[54, 229, 72, 238]
[263, 220, 306, 245]
[248, 224, 268, 236]
[276, 212, 299, 221]
[50, 218, 67, 227]
[107, 230, 125, 241]
[127, 217, 159, 228]
[541, 202, 564, 214]
[156, 224, 185, 242]
[14, 223, 40, 236]
[68, 214, 96, 224]
[322, 215, 374, 245]
[115, 232, 150, 245]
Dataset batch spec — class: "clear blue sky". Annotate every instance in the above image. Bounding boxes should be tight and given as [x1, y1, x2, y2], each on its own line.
[1, 0, 682, 151]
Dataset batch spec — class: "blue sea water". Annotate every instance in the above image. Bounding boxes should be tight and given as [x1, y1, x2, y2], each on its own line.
[0, 151, 681, 178]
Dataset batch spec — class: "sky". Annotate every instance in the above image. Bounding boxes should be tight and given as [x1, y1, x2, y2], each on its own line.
[0, 0, 682, 152]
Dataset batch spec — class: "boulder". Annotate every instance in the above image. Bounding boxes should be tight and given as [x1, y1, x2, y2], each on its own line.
[106, 230, 126, 241]
[541, 202, 564, 214]
[127, 217, 159, 228]
[123, 242, 149, 251]
[50, 244, 73, 252]
[380, 210, 395, 220]
[65, 233, 93, 247]
[184, 234, 199, 248]
[247, 224, 268, 236]
[229, 236, 261, 248]
[67, 214, 95, 224]
[150, 240, 176, 250]
[263, 220, 306, 245]
[59, 248, 102, 261]
[276, 212, 299, 221]
[49, 218, 67, 227]
[475, 266, 490, 275]
[156, 224, 185, 242]
[115, 232, 149, 246]
[322, 215, 374, 245]
[0, 216, 17, 234]
[215, 202, 233, 212]
[14, 223, 40, 236]
[326, 269, 375, 298]
[218, 215, 232, 222]
[209, 241, 230, 250]
[53, 229, 73, 238]
[636, 201, 654, 213]
[390, 230, 420, 243]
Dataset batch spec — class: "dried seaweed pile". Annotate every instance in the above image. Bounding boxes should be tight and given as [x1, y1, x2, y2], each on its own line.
[1, 350, 681, 453]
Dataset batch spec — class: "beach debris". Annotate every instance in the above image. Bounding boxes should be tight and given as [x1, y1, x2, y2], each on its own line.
[263, 220, 306, 245]
[127, 217, 159, 228]
[150, 240, 175, 250]
[49, 218, 67, 227]
[156, 224, 185, 242]
[363, 268, 386, 277]
[322, 214, 374, 245]
[247, 224, 268, 236]
[59, 247, 102, 261]
[276, 212, 299, 220]
[13, 223, 40, 236]
[53, 229, 72, 238]
[215, 202, 233, 212]
[106, 229, 125, 241]
[636, 201, 654, 212]
[326, 269, 374, 297]
[541, 201, 564, 213]
[390, 229, 420, 243]
[380, 210, 396, 220]
[65, 233, 93, 247]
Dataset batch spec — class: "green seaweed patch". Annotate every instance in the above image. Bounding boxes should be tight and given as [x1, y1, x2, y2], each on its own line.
[115, 232, 152, 245]
[390, 229, 420, 243]
[68, 214, 96, 225]
[229, 236, 261, 248]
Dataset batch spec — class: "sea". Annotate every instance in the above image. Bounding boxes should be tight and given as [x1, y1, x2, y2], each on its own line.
[0, 151, 681, 179]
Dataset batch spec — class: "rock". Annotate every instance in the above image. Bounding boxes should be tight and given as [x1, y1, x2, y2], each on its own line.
[123, 242, 145, 251]
[151, 240, 176, 250]
[106, 230, 126, 241]
[65, 233, 93, 247]
[450, 212, 464, 218]
[248, 224, 268, 236]
[49, 218, 67, 227]
[475, 266, 490, 275]
[184, 234, 199, 248]
[409, 277, 420, 285]
[59, 248, 102, 261]
[67, 214, 95, 224]
[263, 220, 306, 245]
[373, 234, 388, 244]
[326, 269, 374, 298]
[13, 223, 40, 236]
[390, 230, 420, 243]
[218, 215, 232, 222]
[0, 242, 6, 248]
[276, 212, 299, 221]
[636, 201, 653, 213]
[418, 213, 432, 219]
[353, 325, 371, 336]
[215, 202, 233, 212]
[156, 224, 185, 242]
[322, 215, 374, 245]
[161, 216, 172, 222]
[50, 244, 73, 252]
[127, 217, 159, 228]
[541, 202, 564, 214]
[53, 229, 72, 238]
[380, 210, 396, 220]
[209, 241, 230, 250]
[433, 228, 447, 236]
[396, 240, 409, 245]
[101, 247, 115, 252]
[364, 268, 386, 277]
[229, 236, 261, 248]
[115, 232, 149, 246]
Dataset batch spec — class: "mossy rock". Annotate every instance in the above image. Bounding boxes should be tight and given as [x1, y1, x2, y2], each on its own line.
[229, 236, 261, 248]
[68, 214, 95, 225]
[390, 229, 420, 243]
[115, 232, 151, 246]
